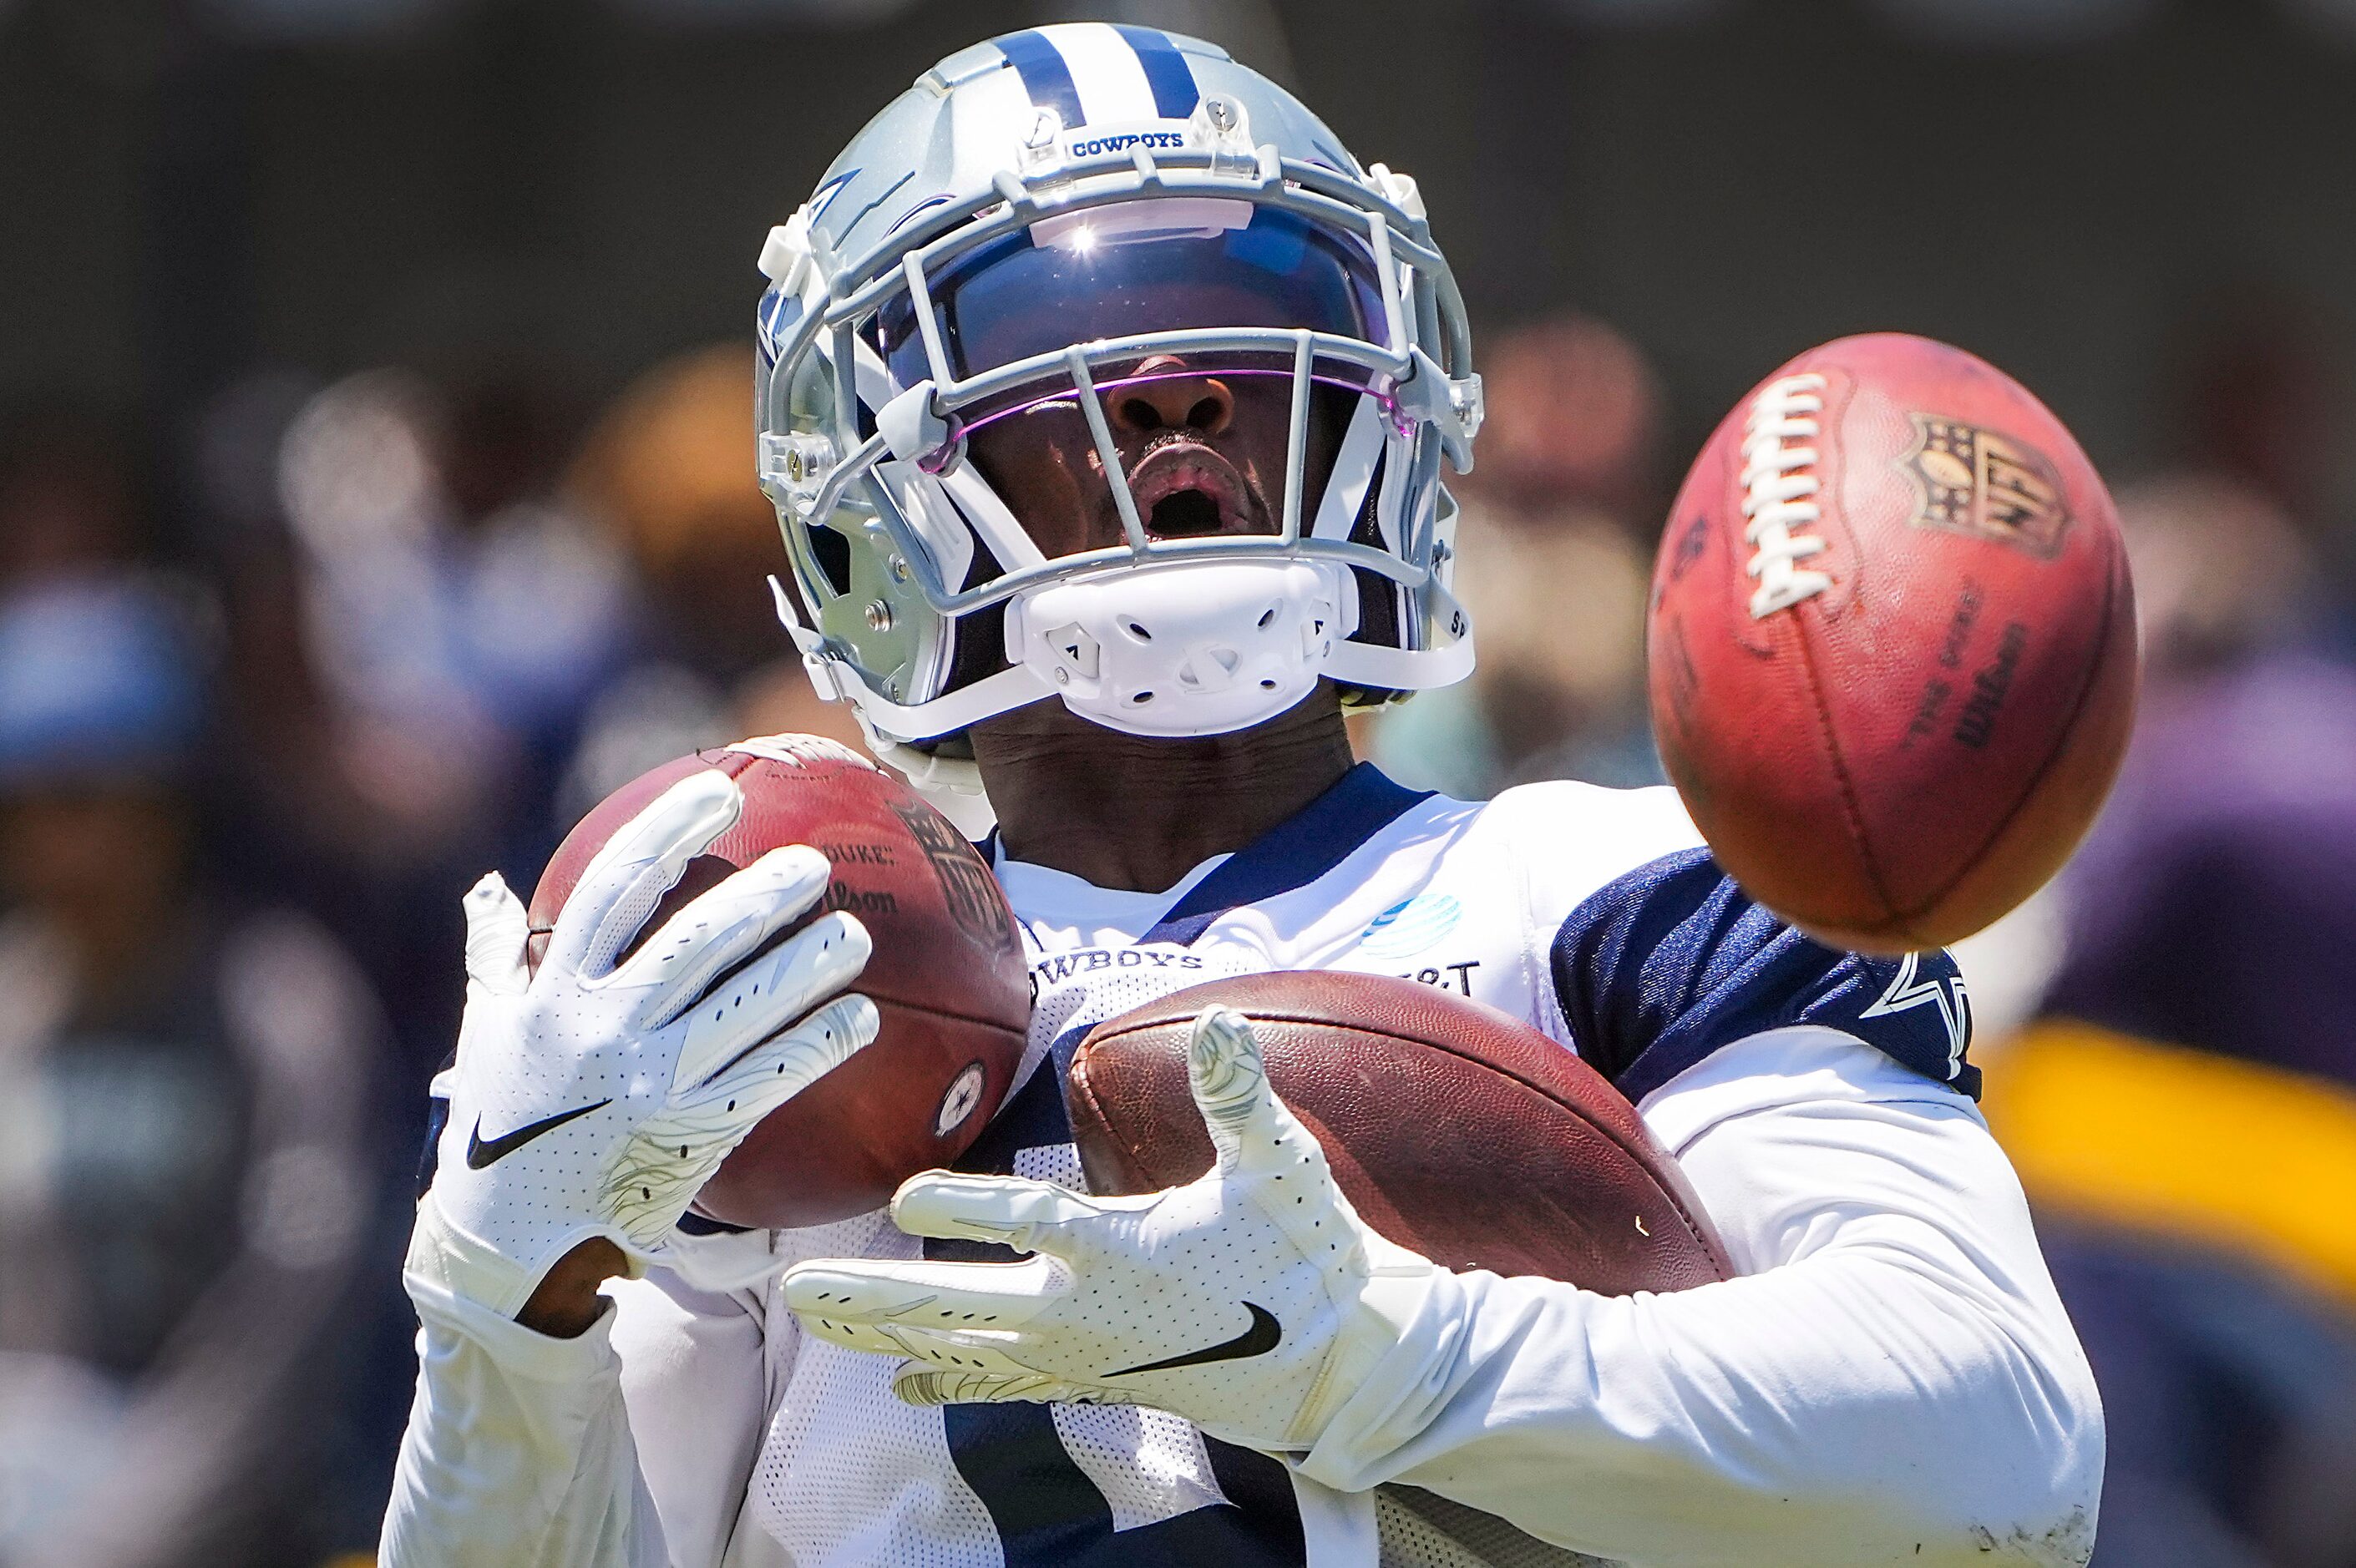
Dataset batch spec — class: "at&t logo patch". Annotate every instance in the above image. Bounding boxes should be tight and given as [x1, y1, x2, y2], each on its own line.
[1358, 894, 1462, 959]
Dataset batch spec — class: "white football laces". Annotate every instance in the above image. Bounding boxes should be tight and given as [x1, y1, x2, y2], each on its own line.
[1740, 372, 1835, 619]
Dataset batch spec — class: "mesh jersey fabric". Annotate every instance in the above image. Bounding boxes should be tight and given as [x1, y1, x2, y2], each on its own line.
[636, 767, 1977, 1568]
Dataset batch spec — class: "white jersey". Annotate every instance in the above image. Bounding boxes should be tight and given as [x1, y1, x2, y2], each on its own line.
[383, 770, 2103, 1568]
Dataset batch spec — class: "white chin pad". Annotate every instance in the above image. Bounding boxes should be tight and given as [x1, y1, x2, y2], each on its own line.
[1006, 559, 1360, 737]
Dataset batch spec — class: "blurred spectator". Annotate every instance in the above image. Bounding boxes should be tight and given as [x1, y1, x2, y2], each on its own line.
[0, 575, 386, 1568]
[1358, 314, 1664, 797]
[2040, 474, 2350, 1085]
[559, 343, 867, 823]
[569, 342, 814, 689]
[175, 362, 647, 1103]
[1454, 313, 1667, 524]
[0, 412, 145, 587]
[2166, 297, 2347, 558]
[273, 367, 631, 868]
[1979, 473, 2356, 1567]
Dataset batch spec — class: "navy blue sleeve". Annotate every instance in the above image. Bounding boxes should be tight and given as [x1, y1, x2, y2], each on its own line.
[1551, 848, 1979, 1104]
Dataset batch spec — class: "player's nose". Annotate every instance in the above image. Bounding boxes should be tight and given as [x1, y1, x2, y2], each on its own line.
[1112, 356, 1234, 438]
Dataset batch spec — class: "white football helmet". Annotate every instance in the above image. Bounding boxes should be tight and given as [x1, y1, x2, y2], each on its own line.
[754, 24, 1481, 800]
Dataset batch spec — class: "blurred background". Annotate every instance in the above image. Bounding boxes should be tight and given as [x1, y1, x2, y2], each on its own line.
[3, 0, 2355, 1563]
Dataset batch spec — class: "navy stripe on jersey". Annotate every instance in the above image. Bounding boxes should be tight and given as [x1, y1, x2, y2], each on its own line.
[676, 1209, 751, 1236]
[1144, 764, 1431, 946]
[928, 1057, 1101, 1560]
[1112, 25, 1202, 118]
[943, 1399, 1119, 1566]
[1553, 848, 1979, 1103]
[931, 1033, 1305, 1565]
[1202, 1443, 1305, 1560]
[996, 30, 1088, 129]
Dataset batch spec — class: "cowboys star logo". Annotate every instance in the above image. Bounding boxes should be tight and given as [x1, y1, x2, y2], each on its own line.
[1901, 414, 2073, 558]
[1858, 951, 1973, 1082]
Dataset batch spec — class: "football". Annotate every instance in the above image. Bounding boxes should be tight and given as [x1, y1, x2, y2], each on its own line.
[1067, 972, 1730, 1291]
[527, 736, 1032, 1228]
[1647, 332, 2138, 953]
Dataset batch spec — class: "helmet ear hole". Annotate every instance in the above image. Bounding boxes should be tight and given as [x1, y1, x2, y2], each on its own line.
[807, 522, 854, 596]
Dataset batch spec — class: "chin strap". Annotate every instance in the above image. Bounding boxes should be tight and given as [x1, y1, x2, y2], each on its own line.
[1323, 575, 1477, 691]
[855, 721, 1000, 840]
[769, 574, 1002, 836]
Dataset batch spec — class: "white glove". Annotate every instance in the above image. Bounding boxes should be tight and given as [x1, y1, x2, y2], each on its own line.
[412, 768, 879, 1318]
[783, 1007, 1437, 1453]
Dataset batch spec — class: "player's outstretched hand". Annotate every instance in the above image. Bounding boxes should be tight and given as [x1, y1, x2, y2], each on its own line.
[411, 769, 879, 1321]
[784, 1007, 1437, 1453]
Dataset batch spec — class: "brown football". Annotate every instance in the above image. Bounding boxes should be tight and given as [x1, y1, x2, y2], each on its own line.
[1648, 332, 2139, 953]
[1067, 972, 1730, 1291]
[527, 737, 1031, 1228]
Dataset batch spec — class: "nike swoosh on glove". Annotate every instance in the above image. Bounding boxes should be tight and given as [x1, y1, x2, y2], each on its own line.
[411, 768, 879, 1318]
[783, 1007, 1437, 1454]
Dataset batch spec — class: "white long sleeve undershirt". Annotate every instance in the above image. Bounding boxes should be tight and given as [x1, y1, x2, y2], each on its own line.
[1296, 1027, 2103, 1566]
[377, 1027, 2103, 1568]
[383, 1276, 662, 1567]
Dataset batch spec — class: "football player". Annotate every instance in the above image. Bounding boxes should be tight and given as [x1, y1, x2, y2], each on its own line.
[383, 26, 2102, 1567]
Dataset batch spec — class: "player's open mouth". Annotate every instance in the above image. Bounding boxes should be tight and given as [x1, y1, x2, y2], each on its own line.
[1125, 439, 1266, 539]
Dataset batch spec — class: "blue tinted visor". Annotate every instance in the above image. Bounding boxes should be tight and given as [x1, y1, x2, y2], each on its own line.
[876, 200, 1386, 388]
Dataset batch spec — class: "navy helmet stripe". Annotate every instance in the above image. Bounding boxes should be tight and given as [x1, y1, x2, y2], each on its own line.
[996, 29, 1088, 129]
[1112, 25, 1202, 119]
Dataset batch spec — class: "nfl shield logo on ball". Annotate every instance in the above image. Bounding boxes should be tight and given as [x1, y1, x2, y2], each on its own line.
[1901, 414, 2073, 557]
[889, 801, 1016, 946]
